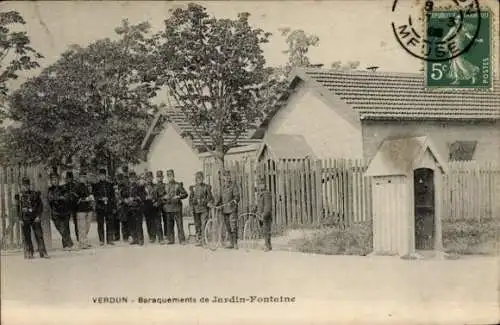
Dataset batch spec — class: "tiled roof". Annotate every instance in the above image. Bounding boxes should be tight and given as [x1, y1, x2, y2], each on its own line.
[300, 68, 500, 120]
[258, 134, 316, 160]
[365, 136, 447, 177]
[143, 108, 261, 153]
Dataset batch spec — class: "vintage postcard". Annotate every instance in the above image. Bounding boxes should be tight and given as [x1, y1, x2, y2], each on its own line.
[1, 1, 499, 324]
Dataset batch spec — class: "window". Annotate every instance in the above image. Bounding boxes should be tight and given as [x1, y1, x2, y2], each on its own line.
[448, 141, 477, 161]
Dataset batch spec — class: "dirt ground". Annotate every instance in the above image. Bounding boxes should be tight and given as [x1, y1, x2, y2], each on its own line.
[1, 222, 499, 325]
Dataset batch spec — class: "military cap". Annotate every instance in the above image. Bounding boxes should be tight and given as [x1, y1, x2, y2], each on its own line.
[21, 176, 30, 185]
[129, 171, 137, 178]
[122, 166, 129, 174]
[166, 169, 175, 176]
[145, 171, 154, 177]
[156, 170, 164, 177]
[222, 170, 231, 176]
[195, 171, 204, 178]
[65, 171, 74, 179]
[98, 168, 107, 175]
[116, 173, 125, 181]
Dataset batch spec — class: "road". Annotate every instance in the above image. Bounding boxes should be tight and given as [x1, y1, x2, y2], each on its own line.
[1, 223, 499, 325]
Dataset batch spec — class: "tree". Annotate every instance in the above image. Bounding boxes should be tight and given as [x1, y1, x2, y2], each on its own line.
[150, 3, 274, 171]
[5, 20, 158, 171]
[0, 10, 43, 122]
[331, 60, 360, 71]
[279, 27, 319, 75]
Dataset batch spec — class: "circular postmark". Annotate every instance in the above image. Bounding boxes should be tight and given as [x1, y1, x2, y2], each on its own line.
[391, 0, 482, 62]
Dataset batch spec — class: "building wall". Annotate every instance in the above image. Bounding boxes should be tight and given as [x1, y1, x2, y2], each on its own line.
[147, 125, 203, 188]
[362, 120, 500, 163]
[265, 82, 364, 159]
[372, 175, 411, 256]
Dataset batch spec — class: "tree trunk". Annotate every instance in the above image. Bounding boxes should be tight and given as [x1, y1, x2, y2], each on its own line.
[213, 148, 225, 201]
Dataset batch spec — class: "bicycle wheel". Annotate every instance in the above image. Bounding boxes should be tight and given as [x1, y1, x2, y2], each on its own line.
[204, 218, 220, 251]
[242, 214, 262, 251]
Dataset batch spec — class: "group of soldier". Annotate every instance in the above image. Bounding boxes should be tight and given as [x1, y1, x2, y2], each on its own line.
[17, 166, 274, 260]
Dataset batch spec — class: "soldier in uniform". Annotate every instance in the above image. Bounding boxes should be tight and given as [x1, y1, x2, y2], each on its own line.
[256, 176, 273, 251]
[73, 171, 94, 249]
[115, 172, 130, 242]
[162, 169, 188, 245]
[15, 177, 49, 259]
[216, 170, 240, 249]
[143, 171, 164, 243]
[48, 172, 73, 250]
[92, 169, 116, 246]
[189, 171, 214, 246]
[155, 170, 168, 237]
[122, 171, 146, 245]
[64, 171, 79, 242]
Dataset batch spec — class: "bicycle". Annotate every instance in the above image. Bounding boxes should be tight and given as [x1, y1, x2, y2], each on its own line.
[203, 201, 233, 251]
[241, 212, 264, 252]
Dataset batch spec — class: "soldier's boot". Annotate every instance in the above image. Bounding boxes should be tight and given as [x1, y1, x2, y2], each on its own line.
[40, 251, 50, 259]
[195, 235, 202, 247]
[225, 232, 236, 249]
[264, 237, 272, 252]
[225, 236, 234, 249]
[233, 233, 239, 250]
[24, 250, 34, 259]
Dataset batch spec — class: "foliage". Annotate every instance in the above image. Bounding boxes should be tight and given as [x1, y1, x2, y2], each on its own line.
[0, 10, 43, 122]
[149, 3, 282, 166]
[331, 60, 360, 71]
[442, 218, 500, 255]
[4, 20, 158, 169]
[289, 221, 373, 256]
[279, 27, 319, 75]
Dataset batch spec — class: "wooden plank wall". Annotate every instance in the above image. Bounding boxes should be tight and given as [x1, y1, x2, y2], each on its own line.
[442, 161, 500, 220]
[204, 157, 500, 232]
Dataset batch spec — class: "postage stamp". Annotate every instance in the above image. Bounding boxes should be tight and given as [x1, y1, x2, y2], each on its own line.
[425, 9, 493, 89]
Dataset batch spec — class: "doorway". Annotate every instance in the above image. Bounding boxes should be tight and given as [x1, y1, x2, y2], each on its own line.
[414, 168, 435, 250]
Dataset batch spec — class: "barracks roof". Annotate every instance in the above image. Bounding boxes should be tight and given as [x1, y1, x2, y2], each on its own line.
[141, 107, 261, 153]
[257, 134, 316, 160]
[290, 67, 500, 121]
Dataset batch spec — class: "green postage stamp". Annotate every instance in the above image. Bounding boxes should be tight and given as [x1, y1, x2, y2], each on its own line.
[425, 9, 492, 89]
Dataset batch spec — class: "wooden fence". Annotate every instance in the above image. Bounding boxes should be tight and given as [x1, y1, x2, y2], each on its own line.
[204, 158, 372, 229]
[204, 158, 500, 231]
[442, 161, 500, 220]
[1, 165, 51, 250]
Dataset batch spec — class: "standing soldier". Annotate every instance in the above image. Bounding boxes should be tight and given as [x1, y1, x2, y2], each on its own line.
[64, 171, 79, 242]
[256, 176, 273, 251]
[73, 171, 94, 249]
[115, 172, 130, 242]
[15, 177, 49, 259]
[48, 172, 73, 250]
[122, 171, 146, 246]
[189, 171, 214, 246]
[162, 169, 188, 245]
[155, 170, 168, 237]
[217, 170, 240, 249]
[92, 169, 116, 246]
[143, 171, 163, 243]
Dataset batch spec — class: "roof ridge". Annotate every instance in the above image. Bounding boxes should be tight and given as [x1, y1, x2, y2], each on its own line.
[302, 67, 422, 78]
[302, 67, 500, 82]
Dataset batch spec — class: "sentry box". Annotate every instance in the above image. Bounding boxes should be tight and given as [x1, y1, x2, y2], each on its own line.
[365, 136, 448, 259]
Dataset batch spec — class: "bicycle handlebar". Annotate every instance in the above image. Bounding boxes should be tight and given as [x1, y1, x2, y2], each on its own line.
[209, 200, 237, 210]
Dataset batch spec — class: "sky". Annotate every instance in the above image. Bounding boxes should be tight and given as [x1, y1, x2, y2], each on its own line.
[2, 0, 499, 93]
[3, 0, 425, 80]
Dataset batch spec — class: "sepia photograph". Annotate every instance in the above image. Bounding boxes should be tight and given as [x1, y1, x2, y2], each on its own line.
[0, 0, 499, 324]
